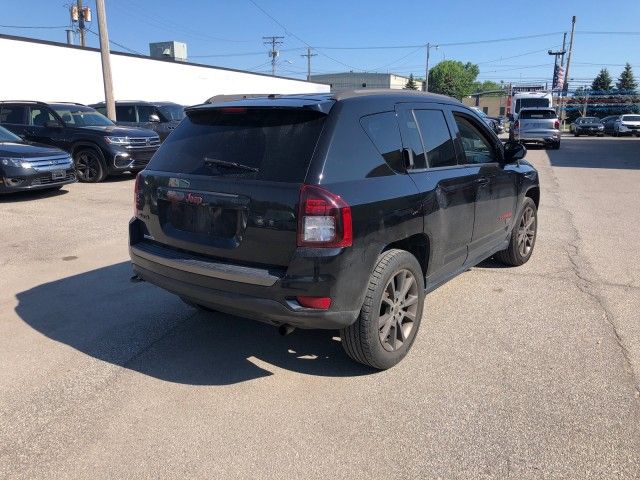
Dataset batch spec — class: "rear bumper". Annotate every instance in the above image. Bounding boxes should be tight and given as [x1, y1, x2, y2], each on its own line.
[128, 220, 362, 329]
[514, 130, 561, 144]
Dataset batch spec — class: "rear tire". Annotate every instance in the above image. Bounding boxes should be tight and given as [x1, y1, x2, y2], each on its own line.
[340, 249, 425, 370]
[495, 197, 538, 267]
[551, 141, 560, 150]
[74, 147, 106, 183]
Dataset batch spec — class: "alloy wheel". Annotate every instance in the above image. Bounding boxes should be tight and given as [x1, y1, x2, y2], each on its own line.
[378, 269, 419, 352]
[75, 151, 101, 182]
[517, 206, 536, 257]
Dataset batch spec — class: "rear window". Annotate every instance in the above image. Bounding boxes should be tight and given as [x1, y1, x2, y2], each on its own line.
[515, 98, 550, 113]
[520, 110, 557, 119]
[148, 108, 326, 183]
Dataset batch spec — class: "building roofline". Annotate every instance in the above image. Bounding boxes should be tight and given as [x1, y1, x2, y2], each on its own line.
[0, 33, 322, 86]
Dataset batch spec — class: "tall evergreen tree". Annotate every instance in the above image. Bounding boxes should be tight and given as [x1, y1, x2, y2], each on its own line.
[591, 68, 613, 93]
[404, 74, 418, 90]
[616, 63, 638, 93]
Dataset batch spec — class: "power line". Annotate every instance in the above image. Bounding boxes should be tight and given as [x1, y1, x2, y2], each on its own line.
[0, 24, 68, 29]
[87, 28, 142, 55]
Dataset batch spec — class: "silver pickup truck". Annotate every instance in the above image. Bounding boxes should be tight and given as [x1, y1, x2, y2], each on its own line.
[513, 107, 561, 149]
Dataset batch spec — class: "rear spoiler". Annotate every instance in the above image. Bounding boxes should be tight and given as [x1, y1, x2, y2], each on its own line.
[205, 94, 274, 104]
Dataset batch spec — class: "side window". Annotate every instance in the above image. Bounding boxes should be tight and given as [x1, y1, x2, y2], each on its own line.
[413, 109, 457, 168]
[116, 105, 136, 122]
[137, 105, 158, 122]
[453, 114, 497, 164]
[29, 107, 57, 127]
[398, 110, 427, 169]
[94, 106, 107, 116]
[0, 106, 27, 124]
[359, 112, 403, 171]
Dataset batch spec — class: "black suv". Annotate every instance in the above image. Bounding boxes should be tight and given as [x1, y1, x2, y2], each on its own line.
[0, 101, 160, 182]
[0, 125, 76, 193]
[91, 101, 185, 141]
[129, 90, 539, 369]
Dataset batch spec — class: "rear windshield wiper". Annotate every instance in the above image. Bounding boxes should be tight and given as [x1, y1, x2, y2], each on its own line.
[204, 157, 259, 173]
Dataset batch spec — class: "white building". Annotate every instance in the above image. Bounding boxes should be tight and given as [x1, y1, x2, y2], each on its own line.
[0, 34, 329, 106]
[309, 72, 419, 92]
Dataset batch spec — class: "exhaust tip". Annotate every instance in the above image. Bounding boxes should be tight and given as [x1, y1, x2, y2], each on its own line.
[278, 324, 296, 336]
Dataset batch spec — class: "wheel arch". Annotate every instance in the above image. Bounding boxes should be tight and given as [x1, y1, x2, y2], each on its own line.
[381, 233, 431, 278]
[524, 186, 540, 208]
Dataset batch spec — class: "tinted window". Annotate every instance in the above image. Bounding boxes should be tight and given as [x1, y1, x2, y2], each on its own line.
[94, 106, 107, 116]
[116, 105, 136, 122]
[520, 110, 557, 119]
[360, 112, 403, 171]
[0, 106, 27, 124]
[52, 106, 113, 127]
[29, 107, 57, 126]
[413, 110, 457, 168]
[515, 98, 550, 113]
[454, 114, 496, 164]
[158, 105, 185, 121]
[148, 108, 326, 183]
[399, 110, 427, 169]
[137, 105, 157, 122]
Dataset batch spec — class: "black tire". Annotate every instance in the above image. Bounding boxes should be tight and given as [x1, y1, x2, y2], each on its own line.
[74, 147, 106, 183]
[340, 249, 425, 370]
[495, 197, 538, 267]
[550, 141, 560, 150]
[574, 132, 579, 137]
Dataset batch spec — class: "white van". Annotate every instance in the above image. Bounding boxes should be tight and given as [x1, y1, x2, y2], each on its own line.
[511, 91, 553, 119]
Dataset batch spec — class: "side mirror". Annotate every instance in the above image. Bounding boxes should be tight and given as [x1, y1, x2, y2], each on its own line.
[45, 121, 63, 129]
[503, 140, 526, 163]
[148, 114, 161, 123]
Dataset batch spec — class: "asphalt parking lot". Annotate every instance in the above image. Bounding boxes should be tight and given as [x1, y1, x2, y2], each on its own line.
[1, 136, 639, 479]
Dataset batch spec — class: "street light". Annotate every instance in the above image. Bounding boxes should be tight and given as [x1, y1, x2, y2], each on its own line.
[424, 43, 439, 92]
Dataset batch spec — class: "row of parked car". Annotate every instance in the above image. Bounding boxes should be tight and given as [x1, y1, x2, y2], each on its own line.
[0, 100, 184, 193]
[570, 114, 640, 137]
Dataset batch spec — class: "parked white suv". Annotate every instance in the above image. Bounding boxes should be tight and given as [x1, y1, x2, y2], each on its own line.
[613, 114, 640, 137]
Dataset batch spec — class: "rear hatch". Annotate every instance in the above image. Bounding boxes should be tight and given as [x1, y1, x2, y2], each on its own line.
[519, 109, 558, 133]
[135, 103, 329, 267]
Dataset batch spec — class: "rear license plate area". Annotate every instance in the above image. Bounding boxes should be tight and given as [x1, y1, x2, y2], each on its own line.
[161, 201, 239, 238]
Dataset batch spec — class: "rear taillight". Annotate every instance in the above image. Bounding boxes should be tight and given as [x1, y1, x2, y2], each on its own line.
[134, 173, 142, 215]
[554, 120, 560, 129]
[514, 120, 520, 130]
[297, 185, 352, 248]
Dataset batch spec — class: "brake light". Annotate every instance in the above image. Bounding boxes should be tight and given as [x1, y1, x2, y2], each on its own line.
[297, 185, 352, 248]
[514, 120, 520, 130]
[554, 120, 560, 129]
[296, 296, 332, 310]
[221, 107, 247, 114]
[134, 173, 142, 215]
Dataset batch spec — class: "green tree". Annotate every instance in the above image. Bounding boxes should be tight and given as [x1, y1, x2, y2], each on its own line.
[616, 63, 637, 93]
[591, 68, 613, 93]
[428, 60, 480, 99]
[471, 80, 505, 95]
[404, 73, 418, 90]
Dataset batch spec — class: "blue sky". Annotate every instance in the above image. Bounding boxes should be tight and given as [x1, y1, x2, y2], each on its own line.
[1, 0, 639, 87]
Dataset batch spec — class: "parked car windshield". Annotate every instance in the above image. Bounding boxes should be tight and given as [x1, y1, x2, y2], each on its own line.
[0, 125, 23, 142]
[579, 117, 600, 123]
[520, 109, 557, 119]
[158, 105, 185, 121]
[52, 105, 114, 127]
[148, 107, 326, 182]
[621, 115, 640, 122]
[471, 107, 488, 118]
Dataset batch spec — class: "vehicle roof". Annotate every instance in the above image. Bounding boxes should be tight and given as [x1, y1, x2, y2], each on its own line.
[518, 107, 556, 111]
[91, 100, 182, 106]
[48, 103, 95, 110]
[193, 89, 460, 114]
[0, 100, 85, 106]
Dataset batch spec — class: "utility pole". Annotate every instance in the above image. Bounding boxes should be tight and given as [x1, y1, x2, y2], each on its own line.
[301, 47, 317, 81]
[560, 32, 567, 67]
[76, 0, 86, 47]
[560, 16, 577, 127]
[424, 43, 439, 92]
[95, 0, 115, 121]
[263, 36, 284, 76]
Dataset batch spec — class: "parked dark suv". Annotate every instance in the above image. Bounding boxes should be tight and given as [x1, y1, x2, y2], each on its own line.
[0, 125, 76, 193]
[0, 101, 160, 182]
[129, 90, 539, 369]
[91, 101, 185, 141]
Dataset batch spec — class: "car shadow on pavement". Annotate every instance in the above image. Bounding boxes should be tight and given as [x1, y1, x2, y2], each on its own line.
[547, 137, 640, 169]
[14, 262, 373, 385]
[0, 187, 69, 203]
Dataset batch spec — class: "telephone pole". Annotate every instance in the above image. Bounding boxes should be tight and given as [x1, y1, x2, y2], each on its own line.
[263, 36, 284, 76]
[301, 47, 317, 81]
[95, 0, 115, 121]
[424, 43, 438, 92]
[76, 0, 86, 47]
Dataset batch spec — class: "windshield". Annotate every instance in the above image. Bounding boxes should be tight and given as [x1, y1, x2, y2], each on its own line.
[622, 115, 640, 122]
[0, 125, 22, 142]
[158, 105, 185, 121]
[148, 108, 326, 182]
[53, 107, 114, 127]
[515, 98, 550, 113]
[580, 117, 600, 123]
